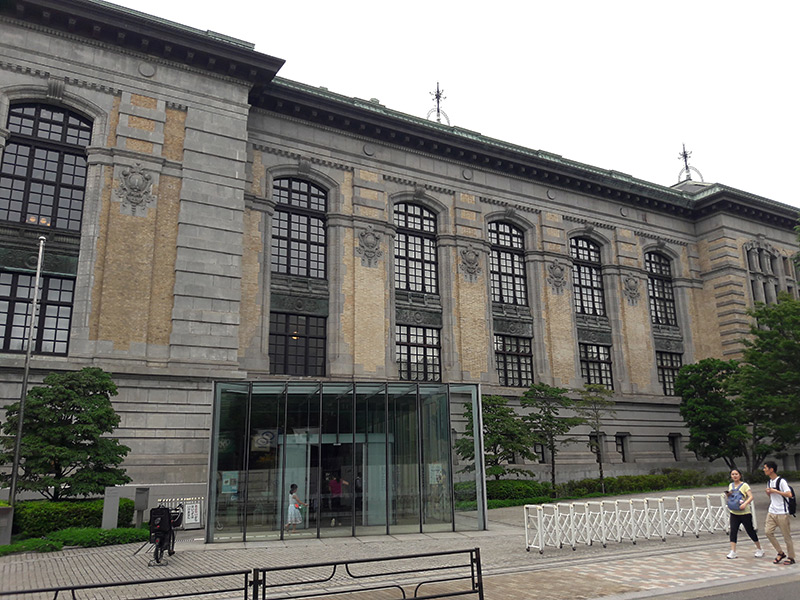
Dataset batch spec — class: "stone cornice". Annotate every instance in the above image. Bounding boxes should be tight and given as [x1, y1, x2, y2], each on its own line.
[382, 175, 454, 196]
[634, 232, 689, 247]
[563, 215, 615, 230]
[256, 79, 798, 233]
[479, 196, 541, 214]
[0, 58, 123, 96]
[256, 144, 353, 172]
[1, 1, 284, 88]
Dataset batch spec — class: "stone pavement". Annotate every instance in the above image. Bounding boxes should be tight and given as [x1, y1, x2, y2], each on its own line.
[1, 487, 798, 599]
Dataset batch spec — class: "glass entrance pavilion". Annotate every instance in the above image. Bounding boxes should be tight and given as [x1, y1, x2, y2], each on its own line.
[207, 381, 486, 542]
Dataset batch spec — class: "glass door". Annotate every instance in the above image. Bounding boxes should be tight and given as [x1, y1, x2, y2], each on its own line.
[320, 384, 354, 537]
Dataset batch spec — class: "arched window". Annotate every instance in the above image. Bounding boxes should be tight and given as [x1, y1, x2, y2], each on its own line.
[645, 252, 677, 326]
[489, 221, 527, 305]
[394, 203, 437, 294]
[0, 103, 90, 356]
[1, 103, 91, 231]
[270, 177, 327, 279]
[570, 237, 605, 316]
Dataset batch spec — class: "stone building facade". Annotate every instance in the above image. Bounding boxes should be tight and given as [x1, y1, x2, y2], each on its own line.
[2, 0, 799, 496]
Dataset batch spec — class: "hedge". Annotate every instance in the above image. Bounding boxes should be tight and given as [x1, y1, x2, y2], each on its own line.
[0, 537, 63, 557]
[13, 498, 134, 537]
[486, 479, 552, 500]
[478, 468, 783, 505]
[46, 527, 148, 547]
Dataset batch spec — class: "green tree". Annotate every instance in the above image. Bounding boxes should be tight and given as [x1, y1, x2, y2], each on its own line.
[574, 384, 615, 493]
[0, 368, 131, 500]
[454, 395, 538, 480]
[520, 383, 584, 492]
[734, 293, 800, 470]
[675, 358, 745, 470]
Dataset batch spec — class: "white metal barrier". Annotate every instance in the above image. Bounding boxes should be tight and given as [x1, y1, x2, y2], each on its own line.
[156, 496, 205, 530]
[525, 493, 751, 553]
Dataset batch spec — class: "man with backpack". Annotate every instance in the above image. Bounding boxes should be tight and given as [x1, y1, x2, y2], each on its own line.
[763, 461, 795, 565]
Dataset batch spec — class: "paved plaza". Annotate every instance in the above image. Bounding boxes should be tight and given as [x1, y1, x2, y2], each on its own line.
[1, 488, 798, 599]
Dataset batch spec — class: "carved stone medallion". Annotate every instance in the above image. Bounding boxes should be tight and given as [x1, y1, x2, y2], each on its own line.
[356, 225, 383, 267]
[622, 274, 640, 306]
[547, 259, 567, 294]
[459, 245, 482, 283]
[116, 163, 155, 214]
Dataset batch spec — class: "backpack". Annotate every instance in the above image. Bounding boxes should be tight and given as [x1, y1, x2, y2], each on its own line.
[776, 477, 797, 517]
[149, 506, 172, 535]
[726, 483, 744, 511]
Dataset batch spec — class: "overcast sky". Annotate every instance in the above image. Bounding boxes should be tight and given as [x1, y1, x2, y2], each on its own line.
[106, 0, 800, 209]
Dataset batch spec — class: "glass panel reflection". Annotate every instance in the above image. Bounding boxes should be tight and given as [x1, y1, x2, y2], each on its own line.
[210, 382, 481, 541]
[420, 384, 453, 532]
[320, 384, 354, 537]
[209, 383, 249, 542]
[282, 383, 320, 539]
[388, 383, 420, 533]
[355, 383, 388, 536]
[450, 384, 484, 531]
[245, 383, 285, 541]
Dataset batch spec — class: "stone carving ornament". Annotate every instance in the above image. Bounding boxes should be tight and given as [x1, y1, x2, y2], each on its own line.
[116, 163, 155, 214]
[622, 274, 640, 306]
[547, 259, 567, 294]
[459, 245, 482, 282]
[356, 225, 383, 267]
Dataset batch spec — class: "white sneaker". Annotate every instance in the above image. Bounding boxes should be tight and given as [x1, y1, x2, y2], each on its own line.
[727, 551, 738, 559]
[754, 549, 765, 558]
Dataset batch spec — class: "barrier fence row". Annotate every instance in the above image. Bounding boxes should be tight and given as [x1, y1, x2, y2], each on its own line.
[525, 493, 747, 553]
[0, 548, 484, 600]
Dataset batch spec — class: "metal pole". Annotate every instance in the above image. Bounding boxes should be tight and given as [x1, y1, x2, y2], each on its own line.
[9, 235, 46, 507]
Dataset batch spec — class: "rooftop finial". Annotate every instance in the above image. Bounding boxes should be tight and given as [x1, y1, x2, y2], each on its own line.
[677, 143, 704, 182]
[426, 82, 450, 125]
[679, 144, 692, 180]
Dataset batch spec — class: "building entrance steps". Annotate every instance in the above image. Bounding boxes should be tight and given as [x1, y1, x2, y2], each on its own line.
[1, 487, 798, 599]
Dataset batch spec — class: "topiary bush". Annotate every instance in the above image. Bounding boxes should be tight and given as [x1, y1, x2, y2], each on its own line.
[13, 498, 134, 537]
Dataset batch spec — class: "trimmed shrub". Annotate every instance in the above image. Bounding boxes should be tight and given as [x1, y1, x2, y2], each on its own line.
[47, 527, 148, 548]
[14, 498, 134, 537]
[485, 479, 552, 500]
[454, 481, 477, 502]
[485, 468, 752, 508]
[0, 537, 62, 557]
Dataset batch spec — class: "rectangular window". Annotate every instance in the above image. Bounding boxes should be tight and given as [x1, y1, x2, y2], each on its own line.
[615, 433, 631, 463]
[268, 313, 326, 376]
[579, 343, 613, 389]
[588, 432, 605, 462]
[0, 271, 73, 354]
[532, 443, 546, 464]
[656, 352, 683, 396]
[494, 334, 533, 387]
[669, 433, 682, 461]
[396, 325, 441, 381]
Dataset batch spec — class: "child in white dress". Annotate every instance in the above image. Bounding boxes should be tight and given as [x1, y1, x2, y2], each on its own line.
[285, 483, 306, 533]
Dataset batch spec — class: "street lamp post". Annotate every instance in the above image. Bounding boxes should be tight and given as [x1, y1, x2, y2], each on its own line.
[9, 235, 46, 507]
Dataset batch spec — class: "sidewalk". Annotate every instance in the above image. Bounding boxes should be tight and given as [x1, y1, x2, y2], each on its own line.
[1, 487, 798, 599]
